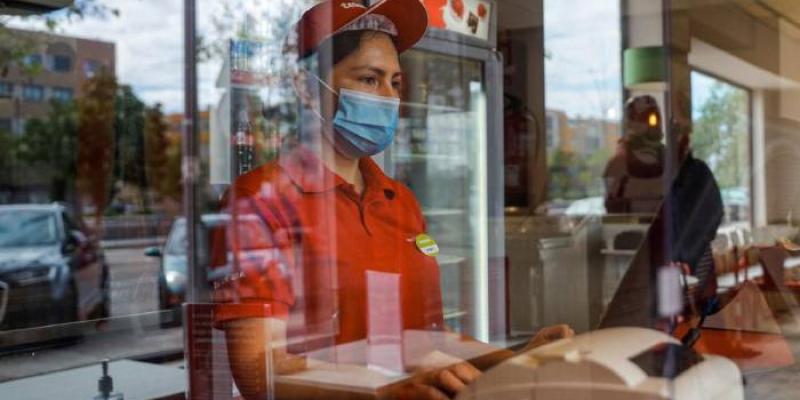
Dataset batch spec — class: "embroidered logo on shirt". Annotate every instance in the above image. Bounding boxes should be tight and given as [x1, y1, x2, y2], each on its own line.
[415, 234, 439, 257]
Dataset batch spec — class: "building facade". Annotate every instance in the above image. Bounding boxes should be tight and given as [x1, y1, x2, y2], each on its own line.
[0, 28, 115, 134]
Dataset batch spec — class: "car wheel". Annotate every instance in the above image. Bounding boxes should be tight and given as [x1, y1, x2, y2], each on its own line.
[96, 265, 111, 320]
[158, 272, 180, 328]
[62, 280, 78, 324]
[58, 280, 84, 341]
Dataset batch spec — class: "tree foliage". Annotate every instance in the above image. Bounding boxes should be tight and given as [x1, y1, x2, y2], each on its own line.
[692, 81, 749, 190]
[77, 69, 117, 223]
[18, 100, 79, 202]
[199, 0, 306, 62]
[0, 127, 18, 184]
[115, 84, 146, 188]
[547, 146, 610, 201]
[144, 103, 181, 204]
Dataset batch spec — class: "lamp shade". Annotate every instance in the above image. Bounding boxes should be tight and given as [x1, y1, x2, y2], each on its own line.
[623, 46, 668, 90]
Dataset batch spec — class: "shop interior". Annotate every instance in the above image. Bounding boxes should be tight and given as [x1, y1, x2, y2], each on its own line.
[1, 0, 800, 398]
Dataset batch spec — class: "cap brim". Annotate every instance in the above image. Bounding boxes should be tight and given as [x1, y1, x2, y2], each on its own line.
[361, 0, 429, 54]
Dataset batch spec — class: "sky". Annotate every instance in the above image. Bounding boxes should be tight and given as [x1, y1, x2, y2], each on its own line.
[544, 0, 621, 120]
[6, 0, 622, 119]
[5, 0, 307, 114]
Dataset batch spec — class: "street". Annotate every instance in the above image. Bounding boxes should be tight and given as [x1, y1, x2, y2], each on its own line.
[107, 245, 161, 317]
[0, 242, 183, 382]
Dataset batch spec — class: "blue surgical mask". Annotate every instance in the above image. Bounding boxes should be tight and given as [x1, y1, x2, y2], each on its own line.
[331, 88, 400, 158]
[306, 72, 400, 158]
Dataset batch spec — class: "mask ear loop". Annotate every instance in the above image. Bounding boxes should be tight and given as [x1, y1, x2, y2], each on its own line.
[299, 67, 338, 123]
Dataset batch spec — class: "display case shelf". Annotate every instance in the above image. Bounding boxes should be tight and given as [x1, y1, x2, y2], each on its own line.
[423, 208, 466, 218]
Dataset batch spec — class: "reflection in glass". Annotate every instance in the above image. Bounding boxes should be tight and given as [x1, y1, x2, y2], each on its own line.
[0, 210, 58, 247]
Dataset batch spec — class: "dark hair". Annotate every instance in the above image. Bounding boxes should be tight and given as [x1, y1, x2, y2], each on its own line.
[302, 30, 398, 72]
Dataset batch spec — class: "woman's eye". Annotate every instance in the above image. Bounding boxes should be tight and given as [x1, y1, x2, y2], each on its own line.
[360, 76, 378, 86]
[392, 80, 402, 90]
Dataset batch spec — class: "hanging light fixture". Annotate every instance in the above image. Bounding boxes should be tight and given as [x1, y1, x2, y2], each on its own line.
[623, 46, 668, 90]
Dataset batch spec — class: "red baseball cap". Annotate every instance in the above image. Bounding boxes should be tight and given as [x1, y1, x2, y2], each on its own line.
[291, 0, 429, 59]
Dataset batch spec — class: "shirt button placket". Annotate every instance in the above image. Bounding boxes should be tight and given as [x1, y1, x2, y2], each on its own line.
[359, 202, 372, 235]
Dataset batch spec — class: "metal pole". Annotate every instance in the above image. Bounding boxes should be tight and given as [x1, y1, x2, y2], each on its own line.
[661, 0, 675, 267]
[183, 0, 200, 304]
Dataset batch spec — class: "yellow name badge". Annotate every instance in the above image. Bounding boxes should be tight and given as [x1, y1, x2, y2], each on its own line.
[415, 234, 439, 257]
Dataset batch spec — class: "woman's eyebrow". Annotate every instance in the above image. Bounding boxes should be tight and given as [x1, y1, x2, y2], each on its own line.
[349, 65, 403, 78]
[348, 66, 387, 76]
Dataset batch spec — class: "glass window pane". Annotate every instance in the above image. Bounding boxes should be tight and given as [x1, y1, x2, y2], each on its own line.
[0, 82, 13, 98]
[51, 54, 72, 73]
[1, 0, 798, 398]
[22, 84, 44, 102]
[692, 71, 751, 224]
[0, 0, 184, 389]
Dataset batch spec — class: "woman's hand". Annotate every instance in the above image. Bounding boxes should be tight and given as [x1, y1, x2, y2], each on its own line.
[391, 361, 481, 399]
[393, 351, 482, 399]
[425, 360, 481, 397]
[391, 382, 450, 400]
[522, 324, 575, 352]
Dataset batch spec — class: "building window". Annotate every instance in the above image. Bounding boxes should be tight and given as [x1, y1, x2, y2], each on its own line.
[22, 84, 44, 102]
[0, 82, 12, 98]
[51, 87, 74, 102]
[24, 53, 43, 67]
[51, 54, 73, 73]
[83, 59, 103, 78]
[0, 118, 11, 133]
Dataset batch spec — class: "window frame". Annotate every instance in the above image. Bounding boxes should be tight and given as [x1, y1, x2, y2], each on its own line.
[22, 84, 45, 103]
[0, 81, 13, 98]
[50, 86, 74, 102]
[50, 54, 73, 73]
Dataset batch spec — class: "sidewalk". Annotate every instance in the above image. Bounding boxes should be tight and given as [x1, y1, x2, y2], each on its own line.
[101, 236, 166, 249]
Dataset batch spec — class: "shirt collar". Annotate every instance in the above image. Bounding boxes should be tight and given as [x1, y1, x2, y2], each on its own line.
[279, 146, 396, 198]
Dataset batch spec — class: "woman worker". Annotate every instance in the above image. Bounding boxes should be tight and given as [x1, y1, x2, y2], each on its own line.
[214, 1, 573, 398]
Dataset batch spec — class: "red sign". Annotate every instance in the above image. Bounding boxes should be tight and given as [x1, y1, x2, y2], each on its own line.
[423, 0, 492, 40]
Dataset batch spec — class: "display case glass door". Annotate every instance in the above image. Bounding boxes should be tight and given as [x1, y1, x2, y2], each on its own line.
[384, 47, 491, 339]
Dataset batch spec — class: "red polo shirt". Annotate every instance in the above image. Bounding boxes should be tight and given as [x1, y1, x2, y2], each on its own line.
[213, 146, 444, 346]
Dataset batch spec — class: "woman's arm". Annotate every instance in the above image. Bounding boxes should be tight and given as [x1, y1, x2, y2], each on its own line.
[224, 317, 286, 399]
[399, 324, 574, 399]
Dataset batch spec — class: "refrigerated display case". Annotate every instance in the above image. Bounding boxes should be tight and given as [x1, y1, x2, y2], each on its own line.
[383, 13, 505, 342]
[210, 38, 286, 186]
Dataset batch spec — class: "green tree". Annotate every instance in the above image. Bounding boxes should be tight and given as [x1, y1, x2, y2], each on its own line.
[200, 0, 305, 61]
[144, 103, 181, 204]
[0, 127, 19, 185]
[15, 84, 150, 208]
[548, 149, 585, 200]
[115, 84, 146, 188]
[693, 82, 749, 190]
[547, 146, 609, 201]
[77, 69, 117, 224]
[17, 100, 79, 202]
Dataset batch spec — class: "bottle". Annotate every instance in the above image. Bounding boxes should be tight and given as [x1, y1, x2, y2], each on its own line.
[235, 109, 254, 176]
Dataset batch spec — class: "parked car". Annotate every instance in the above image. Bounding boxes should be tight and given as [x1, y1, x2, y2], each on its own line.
[145, 214, 227, 327]
[145, 213, 278, 327]
[0, 203, 110, 340]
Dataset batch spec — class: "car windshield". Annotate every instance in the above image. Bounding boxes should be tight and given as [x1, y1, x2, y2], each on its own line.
[164, 216, 270, 256]
[165, 220, 188, 256]
[165, 217, 228, 255]
[0, 210, 59, 247]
